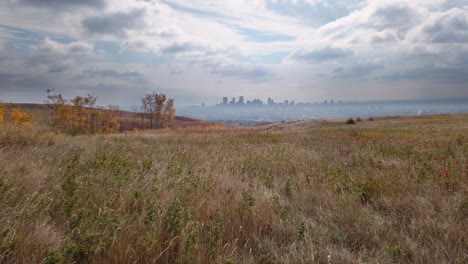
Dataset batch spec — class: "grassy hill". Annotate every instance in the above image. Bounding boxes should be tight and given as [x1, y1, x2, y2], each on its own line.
[0, 114, 467, 263]
[11, 103, 205, 130]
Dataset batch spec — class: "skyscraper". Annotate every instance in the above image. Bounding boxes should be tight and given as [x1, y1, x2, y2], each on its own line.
[239, 96, 244, 104]
[222, 97, 228, 105]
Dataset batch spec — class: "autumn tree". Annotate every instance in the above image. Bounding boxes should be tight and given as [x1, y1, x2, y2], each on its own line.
[103, 105, 121, 133]
[46, 92, 120, 135]
[9, 108, 33, 126]
[155, 93, 166, 128]
[46, 92, 68, 132]
[0, 102, 33, 126]
[141, 92, 176, 129]
[141, 93, 156, 129]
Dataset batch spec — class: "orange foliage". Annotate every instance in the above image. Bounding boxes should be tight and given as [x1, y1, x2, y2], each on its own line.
[207, 123, 225, 131]
[0, 104, 5, 125]
[0, 102, 32, 126]
[46, 93, 120, 135]
[9, 108, 33, 126]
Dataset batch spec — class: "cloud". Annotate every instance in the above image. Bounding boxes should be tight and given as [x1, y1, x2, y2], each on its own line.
[382, 65, 468, 84]
[36, 37, 94, 54]
[82, 69, 146, 83]
[370, 3, 419, 32]
[0, 72, 51, 93]
[369, 29, 400, 43]
[288, 46, 353, 63]
[82, 9, 146, 37]
[15, 0, 105, 9]
[318, 1, 423, 44]
[420, 8, 468, 43]
[48, 61, 73, 73]
[333, 59, 384, 79]
[207, 61, 273, 81]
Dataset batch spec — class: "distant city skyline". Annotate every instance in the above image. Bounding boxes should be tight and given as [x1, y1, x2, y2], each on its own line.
[211, 96, 342, 107]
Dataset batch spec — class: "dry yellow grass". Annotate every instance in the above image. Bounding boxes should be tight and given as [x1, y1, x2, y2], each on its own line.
[0, 114, 467, 263]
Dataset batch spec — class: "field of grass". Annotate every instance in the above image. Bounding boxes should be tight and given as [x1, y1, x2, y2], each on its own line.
[1, 114, 467, 263]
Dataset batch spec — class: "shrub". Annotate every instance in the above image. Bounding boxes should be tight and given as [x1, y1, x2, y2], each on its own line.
[356, 117, 362, 122]
[9, 108, 33, 126]
[386, 245, 403, 258]
[353, 176, 381, 205]
[297, 222, 306, 241]
[43, 250, 62, 264]
[346, 118, 356, 125]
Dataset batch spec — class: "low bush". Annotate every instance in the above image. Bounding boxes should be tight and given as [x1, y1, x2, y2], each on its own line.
[346, 118, 356, 124]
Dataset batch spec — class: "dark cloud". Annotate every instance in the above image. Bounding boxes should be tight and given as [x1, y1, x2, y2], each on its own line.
[82, 69, 146, 84]
[195, 59, 273, 81]
[0, 73, 51, 93]
[81, 9, 146, 37]
[371, 4, 416, 31]
[0, 70, 147, 105]
[161, 42, 204, 55]
[423, 8, 468, 43]
[209, 64, 272, 81]
[332, 60, 384, 79]
[48, 63, 70, 73]
[16, 0, 105, 9]
[382, 65, 468, 84]
[289, 46, 353, 63]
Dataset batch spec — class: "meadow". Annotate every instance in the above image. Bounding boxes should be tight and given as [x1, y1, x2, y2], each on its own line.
[0, 114, 467, 263]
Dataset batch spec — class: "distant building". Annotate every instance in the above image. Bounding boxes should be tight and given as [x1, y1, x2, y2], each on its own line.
[239, 96, 244, 105]
[268, 97, 274, 105]
[230, 97, 236, 104]
[202, 102, 205, 108]
[285, 100, 289, 105]
[222, 97, 228, 105]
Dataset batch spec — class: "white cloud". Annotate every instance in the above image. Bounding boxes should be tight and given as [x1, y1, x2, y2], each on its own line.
[36, 37, 94, 54]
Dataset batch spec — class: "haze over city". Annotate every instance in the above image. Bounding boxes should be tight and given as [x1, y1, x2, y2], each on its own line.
[1, 0, 467, 108]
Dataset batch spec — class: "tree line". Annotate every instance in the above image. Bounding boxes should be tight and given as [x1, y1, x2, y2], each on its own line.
[44, 91, 176, 135]
[1, 91, 176, 135]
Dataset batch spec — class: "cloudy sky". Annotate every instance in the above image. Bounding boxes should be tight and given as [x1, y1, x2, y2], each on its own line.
[0, 0, 467, 106]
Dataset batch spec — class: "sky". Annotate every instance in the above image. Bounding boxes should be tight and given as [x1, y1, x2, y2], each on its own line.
[0, 0, 467, 107]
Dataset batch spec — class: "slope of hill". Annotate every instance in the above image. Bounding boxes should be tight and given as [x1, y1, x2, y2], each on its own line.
[0, 114, 467, 263]
[11, 103, 205, 129]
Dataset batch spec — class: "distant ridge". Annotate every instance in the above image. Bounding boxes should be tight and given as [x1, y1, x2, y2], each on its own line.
[11, 103, 204, 129]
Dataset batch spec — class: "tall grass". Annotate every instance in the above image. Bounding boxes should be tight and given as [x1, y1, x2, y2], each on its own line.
[0, 115, 467, 263]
